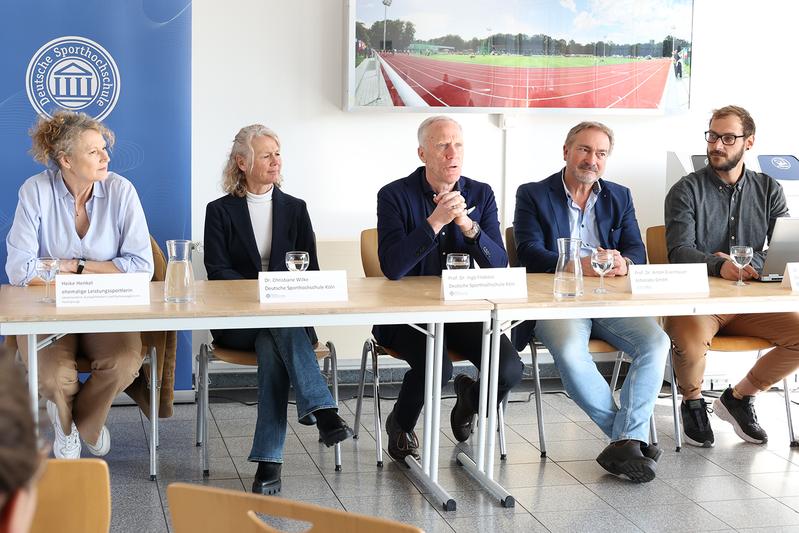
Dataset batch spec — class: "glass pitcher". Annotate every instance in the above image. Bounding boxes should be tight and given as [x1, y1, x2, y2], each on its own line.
[553, 237, 583, 299]
[164, 240, 196, 303]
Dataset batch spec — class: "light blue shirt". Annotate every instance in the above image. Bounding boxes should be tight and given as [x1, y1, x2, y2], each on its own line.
[562, 173, 602, 257]
[6, 168, 154, 286]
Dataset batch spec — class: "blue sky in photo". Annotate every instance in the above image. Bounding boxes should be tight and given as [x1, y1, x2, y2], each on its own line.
[356, 0, 692, 43]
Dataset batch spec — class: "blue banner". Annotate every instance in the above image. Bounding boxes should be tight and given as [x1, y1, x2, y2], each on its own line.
[0, 0, 193, 391]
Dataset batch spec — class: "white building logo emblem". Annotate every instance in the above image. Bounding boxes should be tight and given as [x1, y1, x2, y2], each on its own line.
[771, 157, 791, 171]
[25, 36, 121, 120]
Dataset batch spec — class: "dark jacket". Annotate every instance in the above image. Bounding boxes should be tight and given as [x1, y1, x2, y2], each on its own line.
[204, 188, 319, 344]
[511, 170, 646, 350]
[373, 166, 507, 346]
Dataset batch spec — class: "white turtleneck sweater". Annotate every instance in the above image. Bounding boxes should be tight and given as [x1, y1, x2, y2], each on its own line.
[246, 188, 273, 271]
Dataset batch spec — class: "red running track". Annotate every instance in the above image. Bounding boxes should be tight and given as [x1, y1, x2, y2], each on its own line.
[380, 54, 671, 109]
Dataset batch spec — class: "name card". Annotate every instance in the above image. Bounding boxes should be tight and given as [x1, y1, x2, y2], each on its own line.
[55, 273, 151, 307]
[441, 267, 527, 301]
[258, 271, 348, 303]
[782, 262, 799, 291]
[627, 264, 709, 294]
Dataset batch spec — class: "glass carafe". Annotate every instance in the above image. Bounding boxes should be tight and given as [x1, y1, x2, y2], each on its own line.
[553, 237, 583, 299]
[164, 239, 196, 303]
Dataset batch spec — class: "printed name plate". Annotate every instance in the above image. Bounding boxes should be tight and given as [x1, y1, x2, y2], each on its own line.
[781, 262, 799, 291]
[441, 267, 527, 301]
[258, 271, 348, 303]
[627, 264, 709, 294]
[56, 273, 151, 307]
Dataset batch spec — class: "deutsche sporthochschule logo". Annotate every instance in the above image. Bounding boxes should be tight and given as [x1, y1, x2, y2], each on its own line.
[26, 36, 121, 120]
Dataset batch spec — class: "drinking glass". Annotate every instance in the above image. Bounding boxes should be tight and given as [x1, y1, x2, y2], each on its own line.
[730, 245, 753, 286]
[285, 251, 310, 272]
[446, 253, 470, 270]
[590, 249, 614, 294]
[35, 257, 59, 303]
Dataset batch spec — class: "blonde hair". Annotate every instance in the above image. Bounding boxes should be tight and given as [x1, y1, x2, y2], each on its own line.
[29, 110, 115, 168]
[221, 125, 282, 197]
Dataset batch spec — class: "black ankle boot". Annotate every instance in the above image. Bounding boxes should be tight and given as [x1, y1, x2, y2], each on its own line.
[252, 461, 282, 495]
[314, 408, 354, 447]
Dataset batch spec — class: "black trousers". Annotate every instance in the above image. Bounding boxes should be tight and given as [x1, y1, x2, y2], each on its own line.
[380, 322, 524, 432]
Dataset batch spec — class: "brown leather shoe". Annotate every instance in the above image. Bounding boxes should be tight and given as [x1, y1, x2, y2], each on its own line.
[450, 374, 477, 443]
[386, 410, 420, 466]
[596, 440, 657, 483]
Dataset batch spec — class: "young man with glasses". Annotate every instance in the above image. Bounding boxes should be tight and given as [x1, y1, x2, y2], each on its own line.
[665, 105, 799, 447]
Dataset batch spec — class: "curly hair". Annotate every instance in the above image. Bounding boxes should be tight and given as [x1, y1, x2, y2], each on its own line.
[29, 110, 115, 168]
[0, 349, 40, 514]
[221, 124, 282, 197]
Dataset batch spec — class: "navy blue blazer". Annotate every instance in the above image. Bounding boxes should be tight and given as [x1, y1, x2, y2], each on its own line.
[511, 170, 646, 350]
[373, 166, 508, 345]
[204, 187, 319, 344]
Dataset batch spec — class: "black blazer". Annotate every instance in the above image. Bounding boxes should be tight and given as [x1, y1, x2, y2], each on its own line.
[204, 187, 319, 344]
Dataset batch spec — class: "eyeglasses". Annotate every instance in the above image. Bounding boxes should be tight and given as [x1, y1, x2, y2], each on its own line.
[705, 131, 746, 145]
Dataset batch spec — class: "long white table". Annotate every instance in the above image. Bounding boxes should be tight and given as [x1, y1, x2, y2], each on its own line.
[0, 277, 492, 510]
[470, 274, 799, 481]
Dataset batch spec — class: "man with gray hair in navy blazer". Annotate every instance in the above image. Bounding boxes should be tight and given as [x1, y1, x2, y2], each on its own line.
[513, 121, 670, 482]
[374, 116, 524, 466]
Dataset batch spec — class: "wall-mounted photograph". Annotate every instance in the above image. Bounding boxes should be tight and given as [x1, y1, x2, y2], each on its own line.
[346, 0, 693, 112]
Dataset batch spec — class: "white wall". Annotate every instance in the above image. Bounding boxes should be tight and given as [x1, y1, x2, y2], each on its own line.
[193, 0, 799, 361]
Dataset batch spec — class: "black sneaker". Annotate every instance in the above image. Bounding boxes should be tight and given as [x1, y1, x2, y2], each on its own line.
[714, 387, 768, 444]
[596, 440, 657, 483]
[386, 410, 420, 466]
[681, 398, 715, 448]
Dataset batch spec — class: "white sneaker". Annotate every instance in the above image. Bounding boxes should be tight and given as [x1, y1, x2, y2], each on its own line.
[46, 400, 81, 459]
[85, 426, 111, 456]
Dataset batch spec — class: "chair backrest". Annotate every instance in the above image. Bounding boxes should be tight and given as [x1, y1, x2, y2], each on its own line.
[646, 225, 668, 265]
[150, 235, 167, 282]
[505, 226, 519, 268]
[360, 228, 383, 278]
[168, 482, 423, 533]
[30, 459, 111, 533]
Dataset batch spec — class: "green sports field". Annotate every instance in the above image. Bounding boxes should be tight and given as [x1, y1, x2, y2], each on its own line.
[423, 54, 650, 68]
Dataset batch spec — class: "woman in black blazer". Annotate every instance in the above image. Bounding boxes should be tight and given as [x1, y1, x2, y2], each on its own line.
[204, 124, 353, 495]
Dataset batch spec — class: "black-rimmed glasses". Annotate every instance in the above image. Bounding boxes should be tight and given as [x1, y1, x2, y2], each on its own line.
[705, 131, 746, 145]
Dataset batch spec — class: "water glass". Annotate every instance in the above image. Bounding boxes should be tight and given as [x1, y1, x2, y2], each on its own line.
[730, 245, 753, 286]
[590, 249, 614, 294]
[35, 257, 59, 303]
[446, 253, 470, 270]
[286, 251, 310, 272]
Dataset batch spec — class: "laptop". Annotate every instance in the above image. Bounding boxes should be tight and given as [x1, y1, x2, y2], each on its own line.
[759, 217, 799, 282]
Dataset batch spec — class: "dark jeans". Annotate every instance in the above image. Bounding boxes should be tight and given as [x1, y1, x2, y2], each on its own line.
[379, 322, 524, 432]
[213, 327, 336, 463]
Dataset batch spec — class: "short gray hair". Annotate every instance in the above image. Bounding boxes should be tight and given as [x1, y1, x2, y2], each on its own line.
[564, 121, 615, 155]
[222, 124, 281, 197]
[417, 116, 462, 147]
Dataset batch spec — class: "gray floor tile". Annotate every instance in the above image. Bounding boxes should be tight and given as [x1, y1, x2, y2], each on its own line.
[536, 437, 608, 462]
[706, 450, 799, 474]
[446, 513, 548, 532]
[423, 489, 527, 517]
[512, 421, 598, 443]
[111, 504, 168, 533]
[232, 453, 322, 478]
[323, 469, 419, 498]
[617, 502, 731, 532]
[586, 478, 692, 508]
[513, 484, 608, 512]
[341, 493, 452, 531]
[651, 450, 731, 479]
[533, 507, 642, 532]
[701, 498, 799, 528]
[215, 417, 256, 437]
[661, 475, 771, 502]
[743, 472, 799, 497]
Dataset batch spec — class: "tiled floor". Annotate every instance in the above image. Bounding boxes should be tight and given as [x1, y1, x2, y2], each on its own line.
[94, 381, 799, 532]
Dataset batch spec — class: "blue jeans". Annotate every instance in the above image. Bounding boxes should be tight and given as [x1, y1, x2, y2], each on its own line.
[212, 327, 336, 463]
[534, 317, 669, 443]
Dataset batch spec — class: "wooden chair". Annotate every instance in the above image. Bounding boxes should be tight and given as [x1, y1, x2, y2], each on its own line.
[30, 459, 111, 533]
[354, 228, 509, 466]
[506, 226, 658, 456]
[9, 235, 168, 480]
[167, 482, 423, 533]
[646, 225, 796, 450]
[192, 249, 343, 475]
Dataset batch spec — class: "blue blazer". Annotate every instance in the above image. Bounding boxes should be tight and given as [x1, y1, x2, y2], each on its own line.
[373, 166, 508, 345]
[204, 187, 319, 344]
[511, 170, 646, 350]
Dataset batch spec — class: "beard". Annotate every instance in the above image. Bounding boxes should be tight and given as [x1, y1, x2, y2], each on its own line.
[707, 144, 745, 172]
[573, 163, 601, 184]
